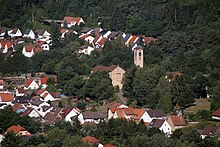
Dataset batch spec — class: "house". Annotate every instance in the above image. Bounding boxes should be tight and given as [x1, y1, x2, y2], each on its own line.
[107, 102, 128, 120]
[23, 107, 41, 118]
[91, 65, 125, 89]
[8, 28, 22, 38]
[61, 107, 80, 123]
[60, 29, 69, 38]
[39, 77, 48, 89]
[95, 37, 108, 48]
[24, 78, 39, 90]
[111, 107, 149, 123]
[35, 41, 50, 51]
[142, 36, 157, 46]
[99, 30, 111, 38]
[79, 34, 95, 44]
[5, 125, 31, 136]
[0, 28, 6, 38]
[35, 29, 51, 38]
[14, 96, 31, 103]
[78, 111, 107, 124]
[22, 44, 43, 58]
[0, 92, 14, 105]
[61, 16, 85, 28]
[201, 125, 220, 139]
[23, 29, 35, 39]
[167, 115, 187, 132]
[150, 119, 172, 135]
[164, 72, 182, 82]
[38, 105, 53, 117]
[29, 99, 50, 111]
[43, 107, 62, 125]
[125, 35, 139, 46]
[212, 108, 220, 120]
[81, 136, 104, 147]
[41, 92, 61, 101]
[0, 79, 4, 89]
[108, 31, 120, 40]
[15, 88, 27, 96]
[78, 45, 95, 55]
[145, 109, 167, 123]
[36, 89, 48, 97]
[81, 27, 93, 35]
[12, 103, 26, 113]
[0, 41, 15, 53]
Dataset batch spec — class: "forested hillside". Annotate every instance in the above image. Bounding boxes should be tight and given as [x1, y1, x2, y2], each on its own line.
[0, 0, 219, 109]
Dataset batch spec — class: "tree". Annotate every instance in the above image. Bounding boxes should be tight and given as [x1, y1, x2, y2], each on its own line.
[3, 131, 24, 147]
[63, 75, 85, 97]
[157, 77, 174, 113]
[122, 65, 137, 98]
[83, 72, 114, 100]
[171, 75, 195, 108]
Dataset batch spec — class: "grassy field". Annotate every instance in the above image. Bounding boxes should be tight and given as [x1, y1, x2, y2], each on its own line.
[185, 98, 210, 114]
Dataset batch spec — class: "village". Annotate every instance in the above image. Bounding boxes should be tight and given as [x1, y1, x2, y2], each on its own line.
[0, 15, 220, 147]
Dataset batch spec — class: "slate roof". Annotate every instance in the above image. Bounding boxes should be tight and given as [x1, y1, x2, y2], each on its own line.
[24, 29, 32, 35]
[14, 96, 31, 103]
[151, 119, 165, 128]
[146, 109, 167, 118]
[42, 105, 52, 112]
[91, 65, 118, 73]
[81, 27, 92, 34]
[108, 31, 119, 40]
[82, 111, 107, 119]
[30, 99, 43, 106]
[201, 125, 220, 138]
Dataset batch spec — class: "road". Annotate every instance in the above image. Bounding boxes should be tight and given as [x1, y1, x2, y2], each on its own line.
[115, 90, 127, 105]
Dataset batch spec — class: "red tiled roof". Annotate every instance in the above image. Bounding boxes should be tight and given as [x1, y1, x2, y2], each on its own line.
[24, 44, 34, 52]
[81, 136, 99, 145]
[36, 89, 47, 95]
[33, 47, 43, 54]
[212, 108, 220, 117]
[25, 78, 34, 87]
[23, 107, 34, 115]
[60, 29, 68, 34]
[12, 103, 25, 112]
[92, 65, 117, 73]
[35, 41, 45, 47]
[169, 115, 187, 126]
[0, 93, 14, 102]
[79, 34, 90, 39]
[62, 16, 81, 24]
[128, 36, 138, 43]
[97, 37, 107, 47]
[17, 88, 27, 94]
[108, 102, 121, 113]
[164, 72, 182, 81]
[6, 125, 26, 134]
[93, 35, 101, 44]
[0, 41, 14, 49]
[142, 36, 157, 45]
[40, 77, 48, 85]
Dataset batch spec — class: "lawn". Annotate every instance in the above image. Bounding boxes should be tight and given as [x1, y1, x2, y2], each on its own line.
[184, 98, 210, 114]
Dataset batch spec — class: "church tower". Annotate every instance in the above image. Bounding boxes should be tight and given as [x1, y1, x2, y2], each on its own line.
[134, 46, 143, 68]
